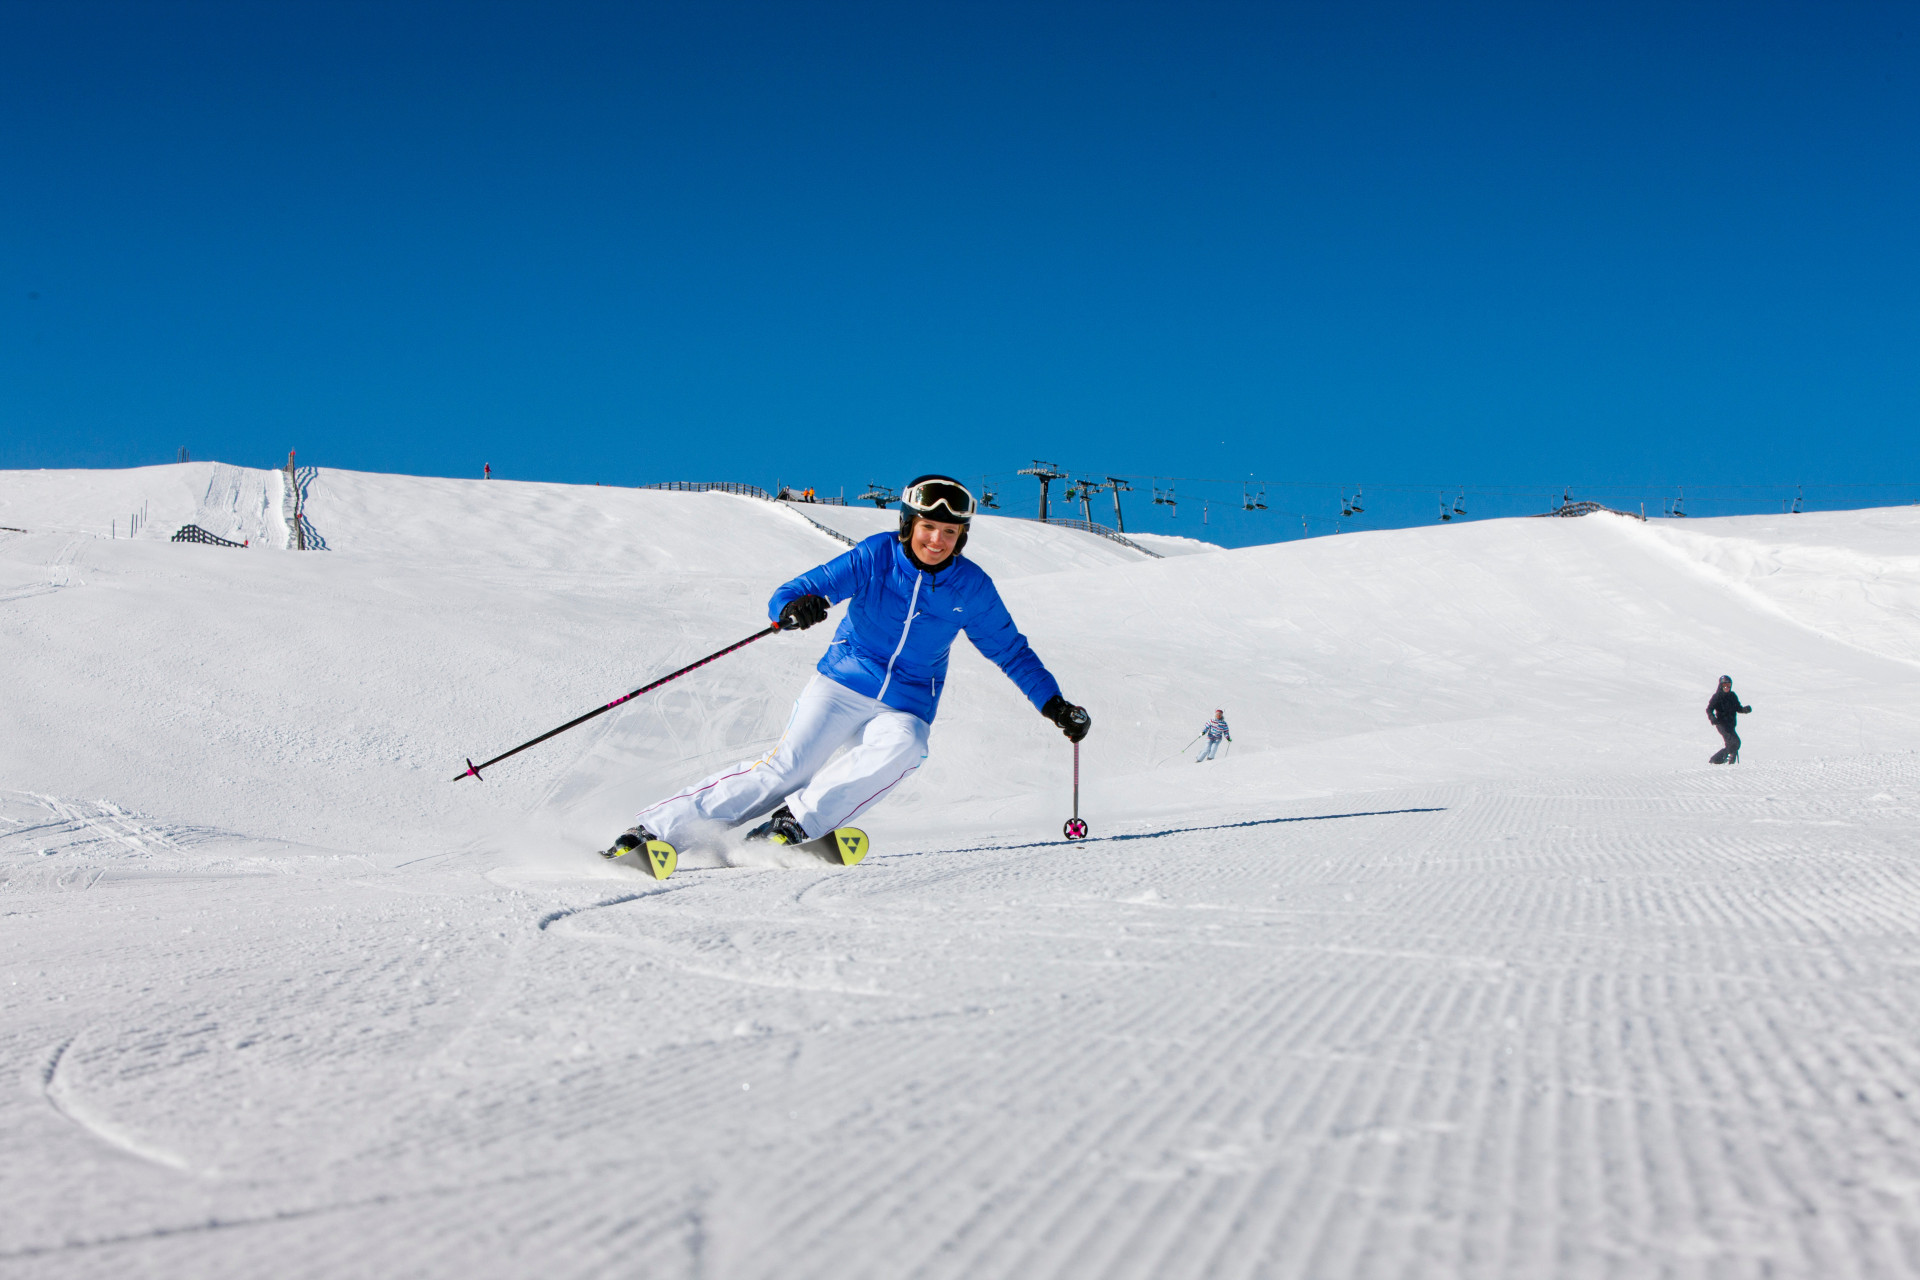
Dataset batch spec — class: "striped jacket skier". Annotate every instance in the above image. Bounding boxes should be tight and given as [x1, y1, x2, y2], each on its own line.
[1196, 710, 1231, 762]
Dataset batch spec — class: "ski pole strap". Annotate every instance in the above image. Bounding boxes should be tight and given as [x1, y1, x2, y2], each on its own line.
[454, 624, 780, 781]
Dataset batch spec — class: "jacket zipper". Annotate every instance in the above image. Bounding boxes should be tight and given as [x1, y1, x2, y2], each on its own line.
[875, 570, 923, 703]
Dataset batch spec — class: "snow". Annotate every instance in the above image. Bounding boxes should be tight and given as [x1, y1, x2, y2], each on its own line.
[1121, 528, 1223, 557]
[4, 466, 1919, 1277]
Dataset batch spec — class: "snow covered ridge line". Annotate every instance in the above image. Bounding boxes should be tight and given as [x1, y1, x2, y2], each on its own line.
[1036, 515, 1163, 558]
[776, 500, 857, 547]
[638, 479, 1166, 558]
[635, 480, 859, 547]
[638, 480, 775, 499]
[1533, 499, 1646, 520]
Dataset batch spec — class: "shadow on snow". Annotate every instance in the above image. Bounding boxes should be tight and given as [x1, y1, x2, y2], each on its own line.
[904, 806, 1448, 857]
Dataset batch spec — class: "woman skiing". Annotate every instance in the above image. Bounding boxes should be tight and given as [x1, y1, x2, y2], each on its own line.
[608, 475, 1090, 861]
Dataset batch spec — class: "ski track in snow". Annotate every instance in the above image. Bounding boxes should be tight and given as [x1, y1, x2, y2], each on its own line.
[4, 468, 1920, 1277]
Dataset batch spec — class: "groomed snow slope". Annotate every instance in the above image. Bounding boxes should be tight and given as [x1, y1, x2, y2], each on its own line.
[4, 467, 1919, 1278]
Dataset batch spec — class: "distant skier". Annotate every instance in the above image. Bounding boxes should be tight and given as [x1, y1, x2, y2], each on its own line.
[1195, 709, 1231, 762]
[608, 475, 1091, 856]
[1707, 675, 1751, 764]
[484, 462, 491, 480]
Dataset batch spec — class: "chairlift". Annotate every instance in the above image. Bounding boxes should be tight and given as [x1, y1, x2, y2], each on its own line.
[1346, 486, 1365, 516]
[1671, 488, 1686, 518]
[979, 486, 999, 510]
[1439, 494, 1453, 522]
[858, 482, 896, 509]
[1791, 485, 1803, 515]
[1152, 480, 1177, 518]
[1452, 487, 1467, 517]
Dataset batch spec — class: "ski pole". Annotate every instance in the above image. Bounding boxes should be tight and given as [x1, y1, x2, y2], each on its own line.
[1161, 734, 1202, 766]
[1063, 740, 1089, 840]
[454, 624, 780, 781]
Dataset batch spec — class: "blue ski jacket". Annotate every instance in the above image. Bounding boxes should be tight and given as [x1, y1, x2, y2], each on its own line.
[769, 533, 1062, 723]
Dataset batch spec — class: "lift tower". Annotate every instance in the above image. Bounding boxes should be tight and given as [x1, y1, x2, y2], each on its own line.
[1018, 461, 1066, 521]
[1103, 477, 1133, 532]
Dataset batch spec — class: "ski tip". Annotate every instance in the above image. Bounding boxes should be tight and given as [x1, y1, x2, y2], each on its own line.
[830, 827, 869, 867]
[643, 839, 678, 880]
[606, 838, 677, 880]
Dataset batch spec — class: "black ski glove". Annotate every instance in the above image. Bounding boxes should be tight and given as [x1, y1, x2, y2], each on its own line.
[778, 594, 830, 631]
[1042, 695, 1091, 743]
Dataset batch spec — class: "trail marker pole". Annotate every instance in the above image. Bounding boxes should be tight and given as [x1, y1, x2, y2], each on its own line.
[454, 625, 781, 781]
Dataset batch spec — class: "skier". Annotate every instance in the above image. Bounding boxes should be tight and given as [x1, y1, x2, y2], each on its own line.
[608, 475, 1091, 857]
[1706, 675, 1751, 764]
[484, 462, 491, 480]
[1196, 709, 1231, 762]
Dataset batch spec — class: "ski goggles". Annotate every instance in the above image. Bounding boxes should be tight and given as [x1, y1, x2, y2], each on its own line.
[901, 479, 977, 520]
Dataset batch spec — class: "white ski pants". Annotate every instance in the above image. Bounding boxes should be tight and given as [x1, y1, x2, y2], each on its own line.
[636, 675, 930, 847]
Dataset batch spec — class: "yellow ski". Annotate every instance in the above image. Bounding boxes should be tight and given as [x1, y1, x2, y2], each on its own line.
[610, 838, 677, 880]
[826, 827, 869, 867]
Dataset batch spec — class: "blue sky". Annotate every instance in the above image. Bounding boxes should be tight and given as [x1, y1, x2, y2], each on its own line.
[3, 1, 1915, 545]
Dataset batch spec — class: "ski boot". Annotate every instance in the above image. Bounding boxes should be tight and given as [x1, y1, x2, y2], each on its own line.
[745, 805, 810, 846]
[602, 825, 677, 880]
[746, 806, 870, 867]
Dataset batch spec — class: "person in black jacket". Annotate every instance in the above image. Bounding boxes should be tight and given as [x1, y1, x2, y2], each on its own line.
[1707, 675, 1751, 764]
